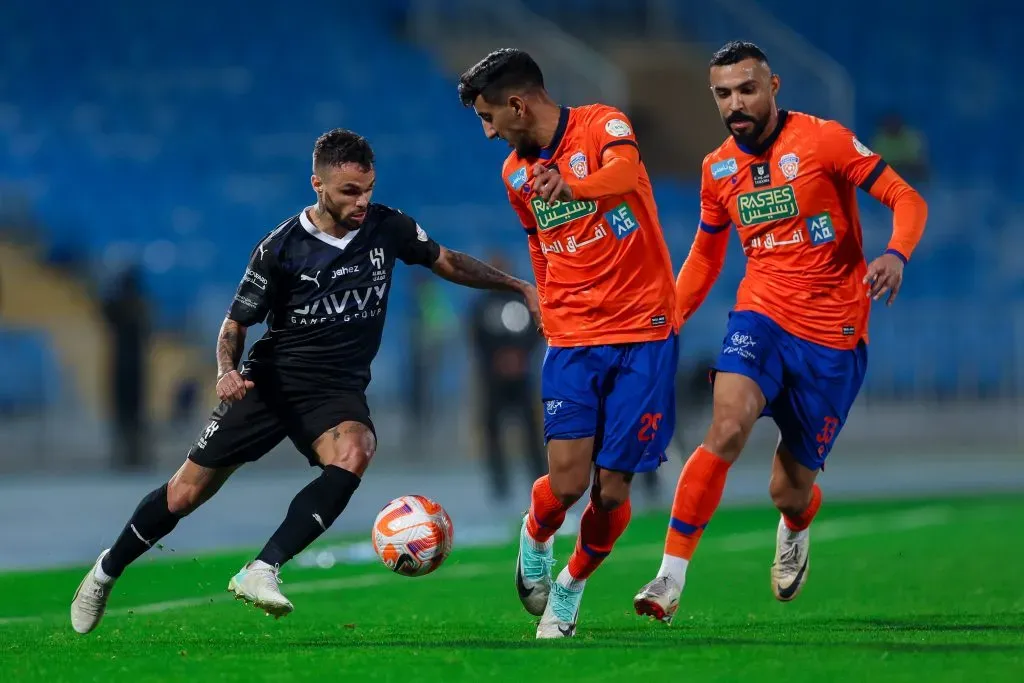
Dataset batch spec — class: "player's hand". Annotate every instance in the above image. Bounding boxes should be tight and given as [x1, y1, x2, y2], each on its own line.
[863, 253, 905, 306]
[216, 370, 254, 403]
[519, 283, 544, 335]
[532, 164, 573, 204]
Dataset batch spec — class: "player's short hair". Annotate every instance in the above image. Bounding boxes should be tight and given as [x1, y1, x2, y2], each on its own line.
[458, 48, 545, 107]
[710, 41, 770, 68]
[312, 129, 374, 173]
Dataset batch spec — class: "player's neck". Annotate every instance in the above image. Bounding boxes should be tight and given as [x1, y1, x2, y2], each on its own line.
[753, 107, 782, 146]
[756, 109, 781, 146]
[533, 100, 563, 150]
[308, 206, 353, 239]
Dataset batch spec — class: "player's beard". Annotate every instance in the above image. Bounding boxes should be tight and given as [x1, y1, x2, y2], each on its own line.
[320, 198, 362, 231]
[725, 111, 769, 147]
[511, 132, 542, 159]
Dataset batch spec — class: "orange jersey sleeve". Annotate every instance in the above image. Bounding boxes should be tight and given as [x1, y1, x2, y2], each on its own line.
[566, 144, 641, 201]
[819, 121, 928, 263]
[675, 162, 732, 322]
[501, 105, 676, 347]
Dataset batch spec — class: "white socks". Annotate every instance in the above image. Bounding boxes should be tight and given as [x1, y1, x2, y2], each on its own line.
[556, 566, 585, 592]
[657, 554, 689, 588]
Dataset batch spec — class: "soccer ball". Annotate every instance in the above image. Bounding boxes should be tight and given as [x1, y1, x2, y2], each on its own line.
[371, 495, 454, 577]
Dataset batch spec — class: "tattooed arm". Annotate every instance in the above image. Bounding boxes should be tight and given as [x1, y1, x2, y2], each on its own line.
[431, 247, 526, 291]
[431, 247, 543, 332]
[215, 318, 254, 402]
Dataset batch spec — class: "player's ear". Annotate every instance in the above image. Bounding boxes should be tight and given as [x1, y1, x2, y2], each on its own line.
[311, 173, 321, 194]
[770, 74, 781, 98]
[508, 95, 526, 118]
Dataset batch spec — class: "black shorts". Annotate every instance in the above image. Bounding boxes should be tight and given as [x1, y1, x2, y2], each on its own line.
[186, 383, 375, 469]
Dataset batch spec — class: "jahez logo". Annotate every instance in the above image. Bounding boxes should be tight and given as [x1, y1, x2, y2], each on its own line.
[292, 284, 387, 324]
[332, 265, 360, 279]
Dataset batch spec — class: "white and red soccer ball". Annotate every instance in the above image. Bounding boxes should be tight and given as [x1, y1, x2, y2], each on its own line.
[372, 495, 453, 577]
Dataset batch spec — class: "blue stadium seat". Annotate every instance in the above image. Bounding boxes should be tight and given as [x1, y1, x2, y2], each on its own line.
[0, 327, 62, 413]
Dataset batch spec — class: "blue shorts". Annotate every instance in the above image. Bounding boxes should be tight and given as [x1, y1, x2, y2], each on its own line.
[541, 333, 679, 474]
[714, 311, 867, 471]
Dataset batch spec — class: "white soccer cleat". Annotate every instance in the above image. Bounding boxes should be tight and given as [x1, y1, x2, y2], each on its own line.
[227, 560, 294, 618]
[633, 575, 681, 624]
[536, 581, 583, 639]
[772, 517, 810, 601]
[70, 549, 116, 634]
[515, 515, 555, 616]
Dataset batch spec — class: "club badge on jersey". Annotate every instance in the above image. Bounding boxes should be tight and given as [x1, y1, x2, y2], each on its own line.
[569, 151, 589, 179]
[778, 153, 800, 181]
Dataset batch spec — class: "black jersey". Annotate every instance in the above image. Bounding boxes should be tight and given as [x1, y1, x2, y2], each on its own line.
[227, 203, 441, 392]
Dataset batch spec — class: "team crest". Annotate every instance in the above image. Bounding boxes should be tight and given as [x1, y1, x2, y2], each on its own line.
[569, 151, 588, 179]
[778, 153, 800, 181]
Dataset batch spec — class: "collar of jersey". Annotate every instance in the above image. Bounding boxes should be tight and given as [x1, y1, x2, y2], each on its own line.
[299, 207, 361, 251]
[537, 106, 570, 161]
[735, 109, 789, 157]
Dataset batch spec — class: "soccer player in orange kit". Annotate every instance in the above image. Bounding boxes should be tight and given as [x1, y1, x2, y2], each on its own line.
[458, 48, 679, 638]
[633, 41, 928, 623]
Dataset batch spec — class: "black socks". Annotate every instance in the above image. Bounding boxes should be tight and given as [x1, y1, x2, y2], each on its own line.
[101, 483, 182, 578]
[255, 465, 361, 567]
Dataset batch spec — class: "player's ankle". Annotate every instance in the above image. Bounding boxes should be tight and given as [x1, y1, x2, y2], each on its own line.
[94, 556, 116, 584]
[657, 554, 689, 586]
[524, 529, 554, 553]
[556, 566, 586, 592]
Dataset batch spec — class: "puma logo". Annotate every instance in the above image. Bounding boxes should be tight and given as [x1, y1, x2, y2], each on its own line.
[300, 271, 321, 288]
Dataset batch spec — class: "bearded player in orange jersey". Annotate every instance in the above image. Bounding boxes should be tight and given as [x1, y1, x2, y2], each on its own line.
[459, 49, 679, 638]
[633, 41, 928, 623]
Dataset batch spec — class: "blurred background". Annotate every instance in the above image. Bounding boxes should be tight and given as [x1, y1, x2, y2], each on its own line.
[0, 0, 1020, 569]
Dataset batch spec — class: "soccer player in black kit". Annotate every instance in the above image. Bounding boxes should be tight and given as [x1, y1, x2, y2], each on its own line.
[70, 129, 541, 633]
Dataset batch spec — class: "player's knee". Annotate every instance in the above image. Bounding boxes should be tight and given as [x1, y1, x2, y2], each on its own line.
[592, 487, 629, 511]
[322, 444, 374, 476]
[548, 471, 589, 507]
[592, 471, 632, 510]
[769, 478, 812, 518]
[705, 416, 751, 461]
[316, 422, 377, 475]
[165, 479, 204, 516]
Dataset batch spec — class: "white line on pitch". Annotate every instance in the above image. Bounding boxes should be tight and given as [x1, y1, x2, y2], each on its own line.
[0, 505, 951, 627]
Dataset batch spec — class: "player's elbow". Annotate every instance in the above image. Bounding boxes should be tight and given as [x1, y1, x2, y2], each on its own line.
[616, 161, 641, 194]
[221, 317, 248, 335]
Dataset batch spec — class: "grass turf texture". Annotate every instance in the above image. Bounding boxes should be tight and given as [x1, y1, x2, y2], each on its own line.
[1, 494, 1021, 682]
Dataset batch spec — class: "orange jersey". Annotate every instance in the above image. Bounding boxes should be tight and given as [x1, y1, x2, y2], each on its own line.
[698, 110, 903, 349]
[502, 105, 676, 347]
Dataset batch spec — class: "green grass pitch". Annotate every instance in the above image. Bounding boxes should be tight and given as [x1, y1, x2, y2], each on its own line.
[1, 494, 1021, 682]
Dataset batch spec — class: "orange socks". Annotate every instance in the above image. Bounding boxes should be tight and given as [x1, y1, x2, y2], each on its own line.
[525, 475, 569, 544]
[783, 483, 822, 531]
[566, 498, 632, 582]
[664, 446, 732, 561]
